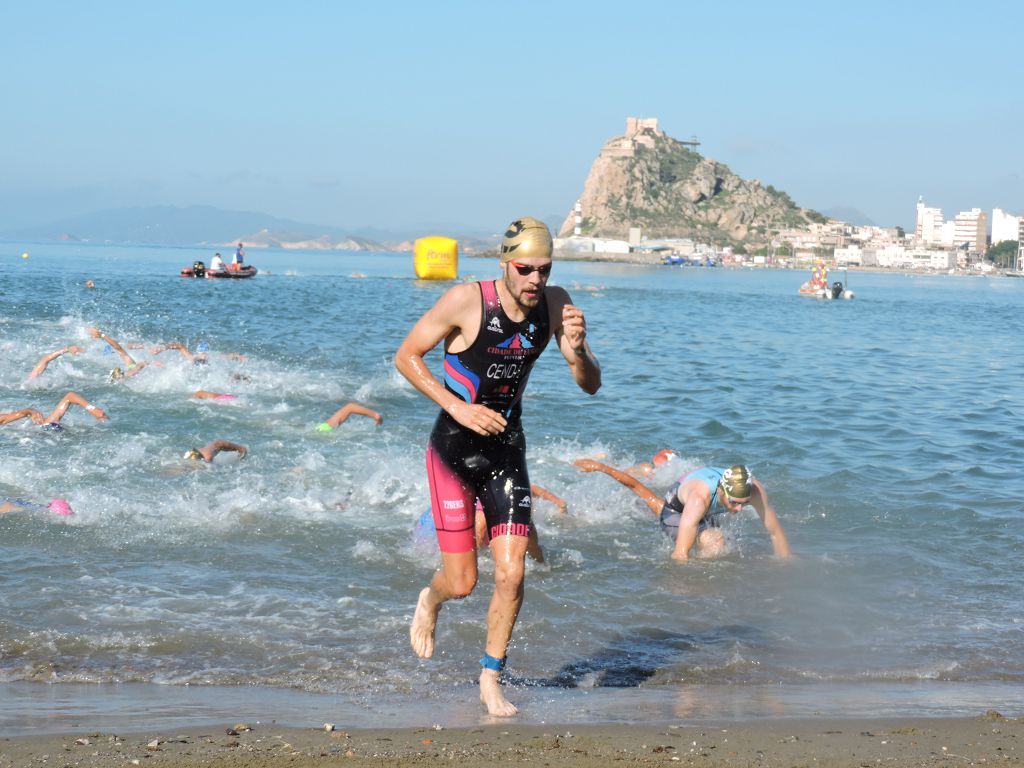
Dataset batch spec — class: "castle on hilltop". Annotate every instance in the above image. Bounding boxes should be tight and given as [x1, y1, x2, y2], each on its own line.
[602, 117, 664, 158]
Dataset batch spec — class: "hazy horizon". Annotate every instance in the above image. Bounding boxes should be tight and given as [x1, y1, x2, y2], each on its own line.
[2, 1, 1021, 234]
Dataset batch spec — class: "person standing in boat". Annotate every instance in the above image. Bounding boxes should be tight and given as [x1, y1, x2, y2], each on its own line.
[232, 242, 245, 271]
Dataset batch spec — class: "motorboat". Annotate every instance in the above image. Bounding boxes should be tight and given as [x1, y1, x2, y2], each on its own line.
[181, 261, 257, 279]
[798, 261, 853, 299]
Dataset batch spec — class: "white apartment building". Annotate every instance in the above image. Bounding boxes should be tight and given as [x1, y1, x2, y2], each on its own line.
[834, 245, 863, 266]
[942, 220, 957, 245]
[915, 197, 945, 245]
[953, 208, 987, 253]
[866, 245, 954, 270]
[991, 208, 1021, 244]
[1018, 219, 1024, 271]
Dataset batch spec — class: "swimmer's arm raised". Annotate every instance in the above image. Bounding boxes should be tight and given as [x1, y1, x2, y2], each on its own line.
[326, 402, 383, 427]
[201, 440, 247, 462]
[572, 459, 663, 515]
[27, 346, 85, 379]
[89, 329, 136, 367]
[395, 284, 506, 436]
[548, 287, 601, 395]
[0, 408, 45, 426]
[750, 480, 791, 558]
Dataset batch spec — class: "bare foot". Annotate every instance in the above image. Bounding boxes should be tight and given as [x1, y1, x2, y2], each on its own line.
[409, 587, 439, 658]
[479, 668, 517, 716]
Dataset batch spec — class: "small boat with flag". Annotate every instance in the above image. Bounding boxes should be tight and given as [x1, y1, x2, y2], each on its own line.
[798, 261, 853, 300]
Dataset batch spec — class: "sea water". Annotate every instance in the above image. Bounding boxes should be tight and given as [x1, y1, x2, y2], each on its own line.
[1, 242, 1022, 734]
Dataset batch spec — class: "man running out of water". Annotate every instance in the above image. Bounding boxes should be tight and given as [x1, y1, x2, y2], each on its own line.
[573, 460, 791, 561]
[395, 216, 601, 716]
[0, 392, 108, 431]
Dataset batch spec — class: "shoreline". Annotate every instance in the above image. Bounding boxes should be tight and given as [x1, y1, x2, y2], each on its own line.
[470, 249, 1021, 278]
[2, 714, 1020, 767]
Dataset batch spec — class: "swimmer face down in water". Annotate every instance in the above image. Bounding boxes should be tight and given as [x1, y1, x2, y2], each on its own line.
[182, 439, 247, 463]
[90, 328, 160, 380]
[315, 402, 383, 431]
[0, 497, 74, 516]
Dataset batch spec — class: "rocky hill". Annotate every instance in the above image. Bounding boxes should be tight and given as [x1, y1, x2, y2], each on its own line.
[559, 118, 826, 243]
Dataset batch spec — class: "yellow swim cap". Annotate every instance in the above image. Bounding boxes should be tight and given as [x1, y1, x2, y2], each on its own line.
[499, 217, 553, 263]
[183, 448, 203, 461]
[109, 367, 124, 380]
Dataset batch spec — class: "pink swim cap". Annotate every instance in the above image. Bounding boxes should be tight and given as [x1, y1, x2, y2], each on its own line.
[48, 498, 74, 516]
[215, 394, 237, 401]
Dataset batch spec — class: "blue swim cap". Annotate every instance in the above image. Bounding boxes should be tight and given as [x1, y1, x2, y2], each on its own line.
[195, 341, 209, 353]
[40, 422, 64, 432]
[103, 344, 114, 355]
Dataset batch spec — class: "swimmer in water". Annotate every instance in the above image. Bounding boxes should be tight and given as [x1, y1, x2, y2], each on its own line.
[151, 341, 208, 365]
[191, 391, 238, 402]
[182, 439, 247, 463]
[573, 460, 790, 561]
[0, 497, 74, 516]
[0, 391, 108, 429]
[89, 328, 160, 380]
[27, 345, 86, 379]
[315, 402, 383, 431]
[395, 216, 601, 716]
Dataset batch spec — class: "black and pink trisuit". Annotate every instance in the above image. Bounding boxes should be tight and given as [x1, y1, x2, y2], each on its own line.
[426, 280, 550, 553]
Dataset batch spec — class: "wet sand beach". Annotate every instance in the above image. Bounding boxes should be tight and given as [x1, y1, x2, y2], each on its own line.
[2, 713, 1021, 767]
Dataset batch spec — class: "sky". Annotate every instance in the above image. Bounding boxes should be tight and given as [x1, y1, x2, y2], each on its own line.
[1, 0, 1021, 234]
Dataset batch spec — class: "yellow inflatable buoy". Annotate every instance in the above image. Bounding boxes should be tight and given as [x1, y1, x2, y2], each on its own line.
[413, 236, 458, 280]
[21, 252, 29, 260]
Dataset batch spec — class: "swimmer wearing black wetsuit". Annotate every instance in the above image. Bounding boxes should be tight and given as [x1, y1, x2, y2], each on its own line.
[396, 216, 601, 717]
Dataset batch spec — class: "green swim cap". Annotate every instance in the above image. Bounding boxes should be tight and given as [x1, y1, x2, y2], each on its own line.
[315, 422, 333, 432]
[720, 464, 752, 499]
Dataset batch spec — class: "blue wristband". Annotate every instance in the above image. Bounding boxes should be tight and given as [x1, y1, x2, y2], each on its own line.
[479, 653, 506, 672]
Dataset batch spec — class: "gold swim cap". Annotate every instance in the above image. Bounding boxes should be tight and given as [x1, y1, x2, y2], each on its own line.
[499, 217, 553, 263]
[183, 448, 203, 461]
[109, 367, 124, 380]
[720, 465, 752, 499]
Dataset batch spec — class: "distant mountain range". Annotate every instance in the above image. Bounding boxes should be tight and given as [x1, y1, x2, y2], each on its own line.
[819, 207, 878, 227]
[0, 205, 504, 253]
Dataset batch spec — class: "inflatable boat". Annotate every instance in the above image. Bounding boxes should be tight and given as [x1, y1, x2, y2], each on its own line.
[181, 261, 257, 279]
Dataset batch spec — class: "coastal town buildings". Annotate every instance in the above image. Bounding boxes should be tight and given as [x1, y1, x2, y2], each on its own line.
[915, 197, 946, 245]
[559, 191, 1017, 272]
[952, 208, 987, 253]
[1018, 219, 1024, 271]
[991, 208, 1021, 244]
